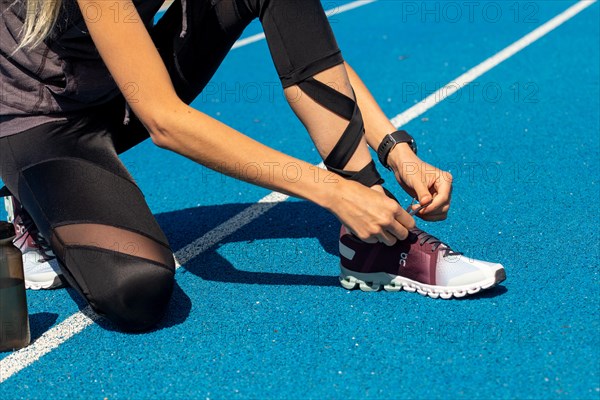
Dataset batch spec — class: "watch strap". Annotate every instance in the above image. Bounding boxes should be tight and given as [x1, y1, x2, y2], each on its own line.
[377, 130, 416, 169]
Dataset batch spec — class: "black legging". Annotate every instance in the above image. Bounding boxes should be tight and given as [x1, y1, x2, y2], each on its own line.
[0, 0, 372, 331]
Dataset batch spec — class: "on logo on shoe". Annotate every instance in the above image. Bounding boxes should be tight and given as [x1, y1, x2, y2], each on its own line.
[399, 252, 408, 267]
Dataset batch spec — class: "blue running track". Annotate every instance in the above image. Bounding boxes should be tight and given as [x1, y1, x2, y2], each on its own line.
[1, 1, 598, 398]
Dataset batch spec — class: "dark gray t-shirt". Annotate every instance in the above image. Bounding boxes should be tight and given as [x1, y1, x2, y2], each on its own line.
[0, 0, 165, 137]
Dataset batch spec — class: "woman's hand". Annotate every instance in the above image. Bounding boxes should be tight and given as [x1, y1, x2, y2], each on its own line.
[387, 143, 453, 221]
[325, 180, 415, 246]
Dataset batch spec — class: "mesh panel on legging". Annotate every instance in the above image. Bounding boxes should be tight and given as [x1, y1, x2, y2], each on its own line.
[48, 223, 175, 332]
[52, 224, 174, 266]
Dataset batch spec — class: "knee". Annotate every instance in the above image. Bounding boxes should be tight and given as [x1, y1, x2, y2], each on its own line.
[104, 261, 175, 332]
[65, 247, 175, 332]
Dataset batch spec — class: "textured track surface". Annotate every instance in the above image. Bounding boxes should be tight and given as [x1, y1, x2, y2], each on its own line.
[1, 1, 598, 398]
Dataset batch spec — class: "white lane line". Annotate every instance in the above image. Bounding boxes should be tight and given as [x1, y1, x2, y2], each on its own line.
[230, 34, 265, 49]
[0, 307, 99, 382]
[390, 0, 597, 128]
[1, 0, 594, 384]
[0, 192, 290, 383]
[233, 0, 378, 49]
[175, 191, 289, 265]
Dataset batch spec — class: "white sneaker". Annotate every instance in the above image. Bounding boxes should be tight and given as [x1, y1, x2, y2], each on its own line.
[4, 195, 64, 290]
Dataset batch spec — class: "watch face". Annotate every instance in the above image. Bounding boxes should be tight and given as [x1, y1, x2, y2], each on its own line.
[411, 139, 418, 155]
[395, 135, 417, 155]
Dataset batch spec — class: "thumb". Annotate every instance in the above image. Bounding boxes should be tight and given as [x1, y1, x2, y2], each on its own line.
[413, 183, 433, 209]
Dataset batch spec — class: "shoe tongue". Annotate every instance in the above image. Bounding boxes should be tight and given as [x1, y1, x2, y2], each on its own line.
[437, 244, 451, 254]
[438, 244, 463, 258]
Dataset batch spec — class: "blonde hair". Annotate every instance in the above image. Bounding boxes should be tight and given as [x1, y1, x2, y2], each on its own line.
[14, 0, 63, 52]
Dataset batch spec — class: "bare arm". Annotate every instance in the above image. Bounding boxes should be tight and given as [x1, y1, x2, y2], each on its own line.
[76, 0, 413, 243]
[76, 0, 338, 201]
[345, 62, 453, 220]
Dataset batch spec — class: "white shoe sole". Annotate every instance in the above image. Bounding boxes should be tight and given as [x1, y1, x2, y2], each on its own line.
[339, 265, 506, 299]
[25, 276, 64, 290]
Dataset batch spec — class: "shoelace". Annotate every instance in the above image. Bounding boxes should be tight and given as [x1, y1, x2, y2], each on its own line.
[410, 228, 462, 256]
[13, 208, 56, 262]
[407, 200, 461, 256]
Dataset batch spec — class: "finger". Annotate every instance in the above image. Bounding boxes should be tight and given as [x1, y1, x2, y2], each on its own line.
[386, 219, 409, 241]
[347, 226, 378, 243]
[418, 205, 450, 221]
[418, 212, 448, 222]
[362, 235, 379, 244]
[410, 203, 428, 216]
[429, 204, 450, 215]
[421, 202, 450, 216]
[378, 230, 398, 246]
[422, 180, 451, 214]
[393, 206, 416, 230]
[412, 181, 433, 208]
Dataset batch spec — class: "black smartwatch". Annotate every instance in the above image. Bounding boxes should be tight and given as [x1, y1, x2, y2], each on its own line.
[377, 130, 417, 170]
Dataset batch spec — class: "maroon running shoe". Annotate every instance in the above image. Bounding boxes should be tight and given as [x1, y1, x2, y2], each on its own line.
[338, 225, 506, 299]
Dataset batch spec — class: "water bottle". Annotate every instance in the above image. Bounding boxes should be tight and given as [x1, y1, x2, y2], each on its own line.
[0, 221, 30, 352]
